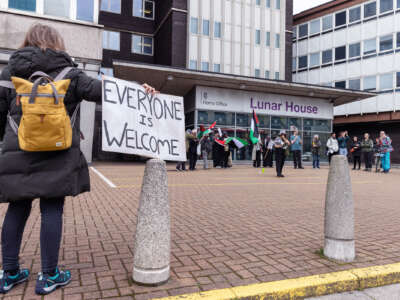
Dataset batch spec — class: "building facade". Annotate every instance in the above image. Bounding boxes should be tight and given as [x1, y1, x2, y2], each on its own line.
[293, 0, 400, 162]
[0, 0, 103, 162]
[187, 0, 292, 81]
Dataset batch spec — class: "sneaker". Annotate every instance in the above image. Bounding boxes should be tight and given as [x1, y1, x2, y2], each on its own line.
[0, 269, 29, 294]
[35, 267, 71, 295]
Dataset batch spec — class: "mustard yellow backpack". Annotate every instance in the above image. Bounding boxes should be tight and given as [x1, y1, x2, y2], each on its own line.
[0, 67, 79, 152]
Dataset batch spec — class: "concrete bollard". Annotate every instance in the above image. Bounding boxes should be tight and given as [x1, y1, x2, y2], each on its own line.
[133, 159, 170, 285]
[324, 155, 355, 262]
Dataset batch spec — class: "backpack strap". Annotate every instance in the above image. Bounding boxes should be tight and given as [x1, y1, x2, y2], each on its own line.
[7, 112, 18, 135]
[70, 103, 80, 128]
[54, 67, 73, 81]
[0, 81, 14, 89]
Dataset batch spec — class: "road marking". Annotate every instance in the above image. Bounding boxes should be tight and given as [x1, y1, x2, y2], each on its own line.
[116, 181, 379, 189]
[90, 167, 117, 188]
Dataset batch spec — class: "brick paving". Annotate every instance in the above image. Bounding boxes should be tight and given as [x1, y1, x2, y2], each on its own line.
[0, 162, 399, 299]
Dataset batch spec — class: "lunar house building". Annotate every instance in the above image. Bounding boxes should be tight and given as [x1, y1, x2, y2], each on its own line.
[293, 0, 400, 162]
[97, 0, 372, 162]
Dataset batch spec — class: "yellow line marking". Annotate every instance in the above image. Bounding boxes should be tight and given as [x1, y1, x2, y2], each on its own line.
[116, 181, 378, 189]
[153, 262, 400, 300]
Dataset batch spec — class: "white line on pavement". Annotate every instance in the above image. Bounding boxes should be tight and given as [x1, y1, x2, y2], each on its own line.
[90, 167, 117, 188]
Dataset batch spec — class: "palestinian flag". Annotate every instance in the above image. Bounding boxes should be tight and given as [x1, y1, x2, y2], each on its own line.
[225, 137, 248, 149]
[214, 138, 225, 147]
[250, 110, 260, 144]
[198, 122, 217, 139]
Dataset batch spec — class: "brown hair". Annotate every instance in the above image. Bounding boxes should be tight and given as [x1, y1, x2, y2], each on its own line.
[20, 23, 66, 52]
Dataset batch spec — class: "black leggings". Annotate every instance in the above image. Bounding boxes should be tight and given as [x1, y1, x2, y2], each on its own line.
[1, 197, 64, 273]
[353, 155, 361, 169]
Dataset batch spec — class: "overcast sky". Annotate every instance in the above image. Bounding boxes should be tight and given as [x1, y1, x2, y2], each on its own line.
[294, 0, 331, 14]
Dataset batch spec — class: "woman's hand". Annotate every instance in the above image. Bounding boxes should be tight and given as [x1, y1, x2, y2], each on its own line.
[142, 83, 159, 95]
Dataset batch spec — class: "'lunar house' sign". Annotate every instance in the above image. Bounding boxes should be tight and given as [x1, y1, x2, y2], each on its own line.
[102, 76, 186, 162]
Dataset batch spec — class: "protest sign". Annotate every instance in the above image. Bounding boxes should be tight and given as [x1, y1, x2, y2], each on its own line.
[102, 76, 186, 161]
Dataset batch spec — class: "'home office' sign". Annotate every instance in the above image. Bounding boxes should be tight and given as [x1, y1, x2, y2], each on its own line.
[102, 76, 186, 161]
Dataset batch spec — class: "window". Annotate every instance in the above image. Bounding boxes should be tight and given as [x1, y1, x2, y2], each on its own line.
[275, 33, 280, 48]
[292, 57, 297, 70]
[380, 34, 393, 51]
[298, 55, 308, 69]
[364, 75, 376, 90]
[275, 0, 280, 9]
[335, 81, 346, 89]
[101, 0, 121, 13]
[349, 42, 360, 58]
[103, 31, 120, 51]
[364, 1, 376, 18]
[299, 24, 308, 38]
[310, 52, 320, 67]
[380, 0, 393, 13]
[9, 0, 36, 11]
[380, 73, 393, 90]
[322, 15, 333, 31]
[265, 70, 270, 79]
[133, 0, 154, 19]
[398, 0, 400, 9]
[335, 46, 346, 61]
[322, 49, 332, 64]
[132, 34, 153, 55]
[191, 17, 198, 34]
[397, 72, 400, 87]
[349, 6, 361, 22]
[275, 72, 280, 80]
[397, 32, 400, 48]
[189, 60, 197, 70]
[266, 32, 271, 46]
[255, 69, 260, 77]
[335, 11, 347, 27]
[310, 19, 320, 35]
[214, 22, 222, 38]
[202, 62, 209, 71]
[44, 0, 70, 18]
[292, 27, 297, 39]
[213, 64, 221, 73]
[256, 0, 260, 5]
[349, 78, 361, 90]
[203, 20, 210, 36]
[77, 0, 94, 22]
[266, 0, 270, 8]
[364, 38, 376, 55]
[256, 30, 261, 45]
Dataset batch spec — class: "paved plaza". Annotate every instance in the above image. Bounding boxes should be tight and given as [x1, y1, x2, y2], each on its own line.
[0, 162, 399, 300]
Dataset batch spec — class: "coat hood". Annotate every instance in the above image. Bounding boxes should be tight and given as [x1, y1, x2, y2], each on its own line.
[8, 46, 77, 78]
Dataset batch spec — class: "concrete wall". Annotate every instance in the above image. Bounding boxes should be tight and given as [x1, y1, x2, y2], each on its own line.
[0, 10, 102, 61]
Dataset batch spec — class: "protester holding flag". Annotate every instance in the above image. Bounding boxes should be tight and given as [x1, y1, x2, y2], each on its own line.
[252, 137, 263, 168]
[263, 135, 274, 167]
[273, 131, 290, 177]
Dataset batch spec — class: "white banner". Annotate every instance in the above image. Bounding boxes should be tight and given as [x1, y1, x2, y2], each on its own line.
[196, 86, 333, 119]
[102, 76, 186, 161]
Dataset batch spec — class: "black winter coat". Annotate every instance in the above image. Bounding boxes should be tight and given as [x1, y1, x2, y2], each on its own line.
[0, 47, 101, 202]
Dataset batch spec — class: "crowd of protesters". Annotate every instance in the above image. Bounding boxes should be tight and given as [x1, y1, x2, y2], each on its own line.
[177, 127, 394, 176]
[327, 130, 393, 173]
